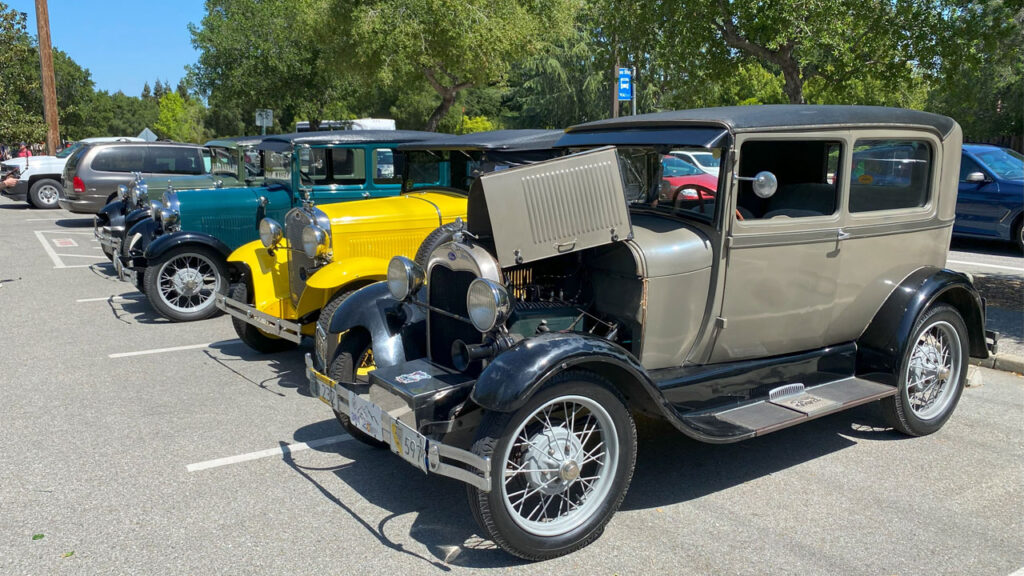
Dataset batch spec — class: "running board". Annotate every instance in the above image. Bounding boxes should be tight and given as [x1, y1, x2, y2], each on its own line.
[681, 377, 896, 440]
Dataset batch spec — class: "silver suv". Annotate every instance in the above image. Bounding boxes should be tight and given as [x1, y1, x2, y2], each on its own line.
[60, 142, 208, 214]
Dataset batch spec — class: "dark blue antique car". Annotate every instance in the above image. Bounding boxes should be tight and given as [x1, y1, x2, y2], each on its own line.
[954, 143, 1023, 251]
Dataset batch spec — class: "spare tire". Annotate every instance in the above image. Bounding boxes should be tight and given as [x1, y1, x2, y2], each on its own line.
[414, 222, 463, 269]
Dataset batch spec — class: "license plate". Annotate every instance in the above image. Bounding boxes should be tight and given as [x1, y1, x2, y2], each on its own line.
[311, 372, 336, 407]
[385, 415, 428, 473]
[348, 391, 384, 441]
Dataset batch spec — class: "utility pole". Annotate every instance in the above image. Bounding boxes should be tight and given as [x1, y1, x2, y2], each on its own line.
[610, 42, 620, 119]
[35, 0, 60, 155]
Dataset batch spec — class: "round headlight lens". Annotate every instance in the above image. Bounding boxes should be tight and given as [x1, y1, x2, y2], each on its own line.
[467, 278, 511, 333]
[135, 182, 148, 206]
[128, 185, 140, 207]
[117, 185, 128, 201]
[301, 224, 329, 259]
[386, 256, 424, 301]
[259, 218, 283, 249]
[159, 208, 180, 229]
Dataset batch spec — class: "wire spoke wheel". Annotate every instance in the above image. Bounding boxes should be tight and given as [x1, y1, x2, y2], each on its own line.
[905, 320, 961, 420]
[157, 253, 220, 314]
[500, 395, 617, 536]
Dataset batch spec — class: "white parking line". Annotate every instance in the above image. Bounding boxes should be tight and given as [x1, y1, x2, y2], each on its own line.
[33, 230, 66, 268]
[946, 259, 1024, 273]
[25, 218, 63, 222]
[109, 343, 214, 359]
[77, 295, 143, 303]
[56, 253, 103, 258]
[186, 434, 353, 472]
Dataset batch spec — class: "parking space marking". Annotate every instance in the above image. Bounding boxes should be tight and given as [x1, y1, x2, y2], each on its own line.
[186, 434, 353, 472]
[53, 238, 78, 248]
[34, 230, 67, 268]
[109, 342, 215, 359]
[34, 230, 106, 268]
[56, 253, 104, 258]
[946, 259, 1024, 273]
[77, 295, 143, 303]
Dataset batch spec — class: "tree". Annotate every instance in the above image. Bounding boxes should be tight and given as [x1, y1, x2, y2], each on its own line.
[337, 0, 577, 131]
[154, 92, 205, 143]
[0, 3, 46, 143]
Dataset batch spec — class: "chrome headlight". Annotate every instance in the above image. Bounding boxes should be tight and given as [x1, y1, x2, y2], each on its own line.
[467, 278, 510, 333]
[386, 256, 424, 301]
[149, 199, 163, 214]
[117, 185, 128, 201]
[259, 218, 283, 249]
[159, 208, 180, 231]
[128, 184, 141, 206]
[301, 224, 329, 259]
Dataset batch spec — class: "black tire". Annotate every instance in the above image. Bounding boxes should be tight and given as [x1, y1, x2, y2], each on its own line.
[229, 282, 299, 353]
[414, 222, 462, 269]
[134, 269, 146, 293]
[467, 370, 636, 560]
[880, 304, 969, 436]
[326, 324, 387, 448]
[143, 245, 228, 322]
[1013, 216, 1023, 254]
[28, 178, 61, 209]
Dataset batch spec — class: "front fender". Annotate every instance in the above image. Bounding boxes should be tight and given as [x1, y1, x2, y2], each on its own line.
[144, 230, 232, 263]
[297, 256, 388, 319]
[227, 239, 291, 311]
[324, 282, 425, 369]
[124, 207, 152, 234]
[97, 201, 125, 228]
[471, 332, 663, 414]
[123, 217, 161, 264]
[857, 266, 988, 386]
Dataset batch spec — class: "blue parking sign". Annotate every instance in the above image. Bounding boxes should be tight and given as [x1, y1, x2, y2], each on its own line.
[618, 67, 632, 101]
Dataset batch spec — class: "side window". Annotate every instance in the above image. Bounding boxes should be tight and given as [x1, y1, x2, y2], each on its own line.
[849, 140, 931, 213]
[329, 148, 366, 185]
[300, 148, 327, 183]
[144, 147, 204, 175]
[209, 147, 239, 176]
[265, 151, 290, 180]
[373, 148, 398, 184]
[243, 149, 264, 178]
[736, 140, 841, 220]
[959, 155, 983, 181]
[90, 146, 145, 173]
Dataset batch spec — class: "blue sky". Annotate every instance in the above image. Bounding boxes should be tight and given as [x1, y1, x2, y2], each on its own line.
[9, 0, 207, 97]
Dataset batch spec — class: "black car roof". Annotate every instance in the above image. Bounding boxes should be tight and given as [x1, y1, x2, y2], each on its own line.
[205, 135, 265, 148]
[260, 130, 437, 150]
[398, 129, 565, 152]
[567, 105, 957, 139]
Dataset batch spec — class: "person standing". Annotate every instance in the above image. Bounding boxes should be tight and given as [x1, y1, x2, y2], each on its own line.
[17, 142, 32, 158]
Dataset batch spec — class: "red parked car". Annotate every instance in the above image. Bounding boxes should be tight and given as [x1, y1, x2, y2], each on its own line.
[660, 154, 718, 203]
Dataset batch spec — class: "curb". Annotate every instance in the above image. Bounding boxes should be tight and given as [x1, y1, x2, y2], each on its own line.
[970, 353, 1024, 374]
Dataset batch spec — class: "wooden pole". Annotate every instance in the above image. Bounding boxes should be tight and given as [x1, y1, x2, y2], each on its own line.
[34, 0, 60, 155]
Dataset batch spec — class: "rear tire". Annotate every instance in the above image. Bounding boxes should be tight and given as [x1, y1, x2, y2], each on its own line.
[327, 326, 387, 449]
[229, 282, 299, 353]
[467, 370, 636, 560]
[1013, 216, 1023, 253]
[880, 304, 968, 436]
[28, 178, 61, 209]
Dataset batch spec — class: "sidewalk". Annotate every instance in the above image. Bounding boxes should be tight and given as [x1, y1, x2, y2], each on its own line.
[972, 274, 1024, 374]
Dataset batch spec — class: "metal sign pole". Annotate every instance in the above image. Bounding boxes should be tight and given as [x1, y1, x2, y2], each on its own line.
[632, 66, 637, 116]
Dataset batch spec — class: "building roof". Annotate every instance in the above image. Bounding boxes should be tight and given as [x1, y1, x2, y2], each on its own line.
[567, 105, 958, 138]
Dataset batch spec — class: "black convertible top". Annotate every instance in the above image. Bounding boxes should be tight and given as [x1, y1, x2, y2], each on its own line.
[567, 105, 958, 139]
[204, 135, 266, 148]
[259, 130, 436, 151]
[398, 129, 565, 152]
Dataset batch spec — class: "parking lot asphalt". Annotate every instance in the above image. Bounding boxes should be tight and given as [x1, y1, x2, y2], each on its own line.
[1, 199, 1022, 575]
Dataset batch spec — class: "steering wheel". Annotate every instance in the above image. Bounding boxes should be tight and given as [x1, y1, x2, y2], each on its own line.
[670, 184, 716, 216]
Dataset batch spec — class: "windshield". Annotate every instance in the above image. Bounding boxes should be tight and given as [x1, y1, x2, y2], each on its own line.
[690, 152, 720, 167]
[619, 148, 719, 222]
[209, 146, 239, 177]
[662, 155, 704, 177]
[975, 147, 1024, 180]
[56, 142, 83, 159]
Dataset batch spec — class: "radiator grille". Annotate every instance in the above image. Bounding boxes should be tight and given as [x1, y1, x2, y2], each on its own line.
[427, 265, 479, 371]
[286, 209, 317, 306]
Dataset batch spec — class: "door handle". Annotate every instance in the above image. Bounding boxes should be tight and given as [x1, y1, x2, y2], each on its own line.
[837, 228, 851, 241]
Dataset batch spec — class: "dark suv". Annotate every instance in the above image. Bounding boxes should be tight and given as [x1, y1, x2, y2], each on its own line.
[60, 142, 209, 214]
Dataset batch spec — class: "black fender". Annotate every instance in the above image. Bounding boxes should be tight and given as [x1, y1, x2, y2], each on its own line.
[144, 230, 232, 264]
[857, 266, 988, 386]
[124, 207, 152, 234]
[324, 282, 426, 370]
[471, 332, 667, 415]
[96, 201, 124, 228]
[122, 217, 161, 264]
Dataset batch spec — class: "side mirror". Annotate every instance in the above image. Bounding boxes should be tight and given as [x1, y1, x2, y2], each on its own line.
[966, 171, 987, 183]
[736, 171, 778, 198]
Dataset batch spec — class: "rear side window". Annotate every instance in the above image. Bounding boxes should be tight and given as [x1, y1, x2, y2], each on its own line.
[300, 148, 366, 185]
[849, 140, 931, 213]
[90, 146, 146, 173]
[144, 146, 205, 175]
[373, 148, 398, 184]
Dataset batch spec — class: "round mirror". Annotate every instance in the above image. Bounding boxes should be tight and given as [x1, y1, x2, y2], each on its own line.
[752, 171, 778, 199]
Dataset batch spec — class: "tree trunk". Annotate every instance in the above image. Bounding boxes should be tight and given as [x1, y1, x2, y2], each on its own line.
[424, 89, 458, 132]
[309, 118, 321, 131]
[780, 61, 805, 104]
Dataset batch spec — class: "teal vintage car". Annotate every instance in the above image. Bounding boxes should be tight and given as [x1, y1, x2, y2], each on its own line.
[97, 136, 266, 262]
[121, 130, 437, 322]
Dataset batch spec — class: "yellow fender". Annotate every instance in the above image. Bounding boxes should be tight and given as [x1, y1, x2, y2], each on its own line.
[295, 256, 389, 321]
[227, 239, 297, 319]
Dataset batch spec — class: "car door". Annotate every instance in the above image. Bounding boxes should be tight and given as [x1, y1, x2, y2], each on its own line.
[711, 134, 845, 362]
[955, 153, 1003, 237]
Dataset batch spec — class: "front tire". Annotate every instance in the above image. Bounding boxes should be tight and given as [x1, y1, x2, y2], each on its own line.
[28, 178, 61, 209]
[143, 246, 228, 322]
[467, 370, 636, 560]
[229, 282, 298, 353]
[326, 324, 387, 448]
[881, 304, 968, 436]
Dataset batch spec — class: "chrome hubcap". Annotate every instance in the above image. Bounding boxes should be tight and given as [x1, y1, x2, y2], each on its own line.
[500, 395, 618, 536]
[156, 253, 220, 313]
[906, 320, 961, 420]
[38, 184, 58, 204]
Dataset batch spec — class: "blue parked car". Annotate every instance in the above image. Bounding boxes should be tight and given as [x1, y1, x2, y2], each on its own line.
[955, 144, 1023, 251]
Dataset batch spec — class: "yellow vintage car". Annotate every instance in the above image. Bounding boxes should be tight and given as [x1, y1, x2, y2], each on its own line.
[216, 130, 563, 354]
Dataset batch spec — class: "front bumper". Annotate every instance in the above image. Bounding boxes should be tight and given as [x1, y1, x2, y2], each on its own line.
[94, 217, 123, 253]
[1, 179, 28, 201]
[305, 353, 490, 491]
[216, 295, 304, 343]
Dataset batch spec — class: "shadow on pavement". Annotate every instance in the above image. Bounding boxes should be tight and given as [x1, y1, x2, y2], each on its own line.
[207, 339, 311, 397]
[52, 217, 94, 228]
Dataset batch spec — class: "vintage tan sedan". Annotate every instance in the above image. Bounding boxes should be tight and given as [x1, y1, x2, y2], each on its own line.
[307, 106, 997, 560]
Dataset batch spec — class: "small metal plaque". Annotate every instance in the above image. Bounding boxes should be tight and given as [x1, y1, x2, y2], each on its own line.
[770, 393, 838, 416]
